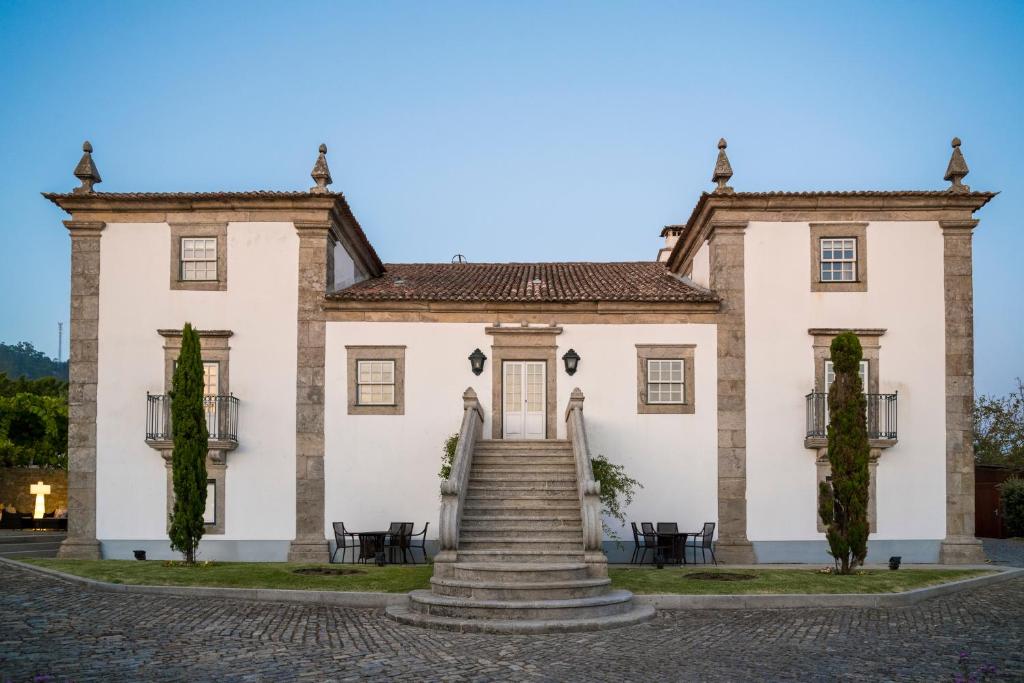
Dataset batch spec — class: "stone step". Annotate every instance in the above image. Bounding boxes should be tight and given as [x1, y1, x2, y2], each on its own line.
[470, 464, 577, 475]
[465, 490, 578, 502]
[450, 561, 592, 583]
[456, 549, 585, 563]
[0, 533, 67, 545]
[458, 537, 584, 552]
[473, 455, 575, 466]
[405, 589, 638, 621]
[461, 516, 584, 531]
[0, 545, 62, 558]
[474, 440, 572, 452]
[460, 528, 583, 542]
[430, 575, 611, 600]
[469, 473, 578, 483]
[386, 602, 655, 634]
[462, 504, 582, 518]
[467, 480, 577, 491]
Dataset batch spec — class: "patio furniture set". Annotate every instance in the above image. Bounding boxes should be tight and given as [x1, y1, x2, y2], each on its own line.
[331, 522, 429, 565]
[630, 521, 717, 565]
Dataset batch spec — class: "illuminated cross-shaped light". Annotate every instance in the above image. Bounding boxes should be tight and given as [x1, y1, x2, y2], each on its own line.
[30, 481, 51, 519]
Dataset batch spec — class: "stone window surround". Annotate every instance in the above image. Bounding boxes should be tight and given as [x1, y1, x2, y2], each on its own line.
[810, 223, 868, 293]
[346, 346, 406, 415]
[170, 223, 227, 291]
[816, 457, 879, 533]
[635, 344, 696, 414]
[487, 325, 561, 440]
[157, 328, 233, 536]
[809, 328, 884, 394]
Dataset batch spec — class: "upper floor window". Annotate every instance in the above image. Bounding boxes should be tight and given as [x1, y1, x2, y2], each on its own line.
[824, 359, 868, 392]
[356, 360, 396, 406]
[181, 238, 218, 281]
[819, 238, 857, 282]
[646, 359, 684, 404]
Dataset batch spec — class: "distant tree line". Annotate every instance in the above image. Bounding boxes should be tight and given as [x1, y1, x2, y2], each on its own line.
[0, 341, 68, 381]
[974, 379, 1024, 472]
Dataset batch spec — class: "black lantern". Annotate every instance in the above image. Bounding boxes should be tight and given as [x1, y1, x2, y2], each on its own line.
[469, 348, 487, 376]
[562, 348, 580, 375]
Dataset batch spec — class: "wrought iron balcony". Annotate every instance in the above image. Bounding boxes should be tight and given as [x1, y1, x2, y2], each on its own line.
[145, 393, 240, 449]
[805, 391, 897, 448]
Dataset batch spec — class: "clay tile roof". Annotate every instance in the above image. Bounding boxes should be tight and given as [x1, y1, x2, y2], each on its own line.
[328, 262, 719, 303]
[41, 190, 341, 200]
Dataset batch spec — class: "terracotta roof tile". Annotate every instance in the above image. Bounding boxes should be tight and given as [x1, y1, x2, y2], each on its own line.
[329, 262, 718, 303]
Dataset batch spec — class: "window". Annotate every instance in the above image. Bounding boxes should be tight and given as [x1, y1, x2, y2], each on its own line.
[636, 344, 696, 414]
[824, 360, 869, 392]
[356, 360, 396, 405]
[347, 346, 405, 415]
[646, 359, 684, 404]
[202, 361, 220, 396]
[203, 480, 216, 525]
[181, 238, 218, 281]
[819, 238, 857, 282]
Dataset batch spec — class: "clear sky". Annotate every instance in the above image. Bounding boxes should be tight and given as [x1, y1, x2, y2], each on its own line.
[0, 1, 1021, 396]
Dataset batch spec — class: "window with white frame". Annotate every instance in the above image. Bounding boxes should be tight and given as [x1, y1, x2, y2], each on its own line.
[646, 359, 684, 404]
[356, 360, 396, 405]
[203, 480, 216, 525]
[819, 238, 857, 282]
[180, 237, 218, 281]
[825, 360, 869, 392]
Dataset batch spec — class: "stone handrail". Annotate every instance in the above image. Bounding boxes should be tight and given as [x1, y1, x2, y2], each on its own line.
[565, 388, 603, 551]
[438, 387, 484, 551]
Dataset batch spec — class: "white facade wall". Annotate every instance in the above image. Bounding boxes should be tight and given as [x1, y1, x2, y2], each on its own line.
[690, 241, 711, 288]
[95, 222, 299, 544]
[324, 322, 718, 541]
[744, 221, 947, 544]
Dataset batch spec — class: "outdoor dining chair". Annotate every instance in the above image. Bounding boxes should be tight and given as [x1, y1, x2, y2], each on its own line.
[657, 522, 681, 564]
[640, 522, 659, 565]
[686, 521, 718, 565]
[385, 522, 414, 564]
[409, 522, 429, 563]
[330, 522, 358, 563]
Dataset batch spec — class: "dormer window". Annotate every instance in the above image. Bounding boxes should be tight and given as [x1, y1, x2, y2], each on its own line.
[819, 238, 857, 282]
[181, 238, 218, 281]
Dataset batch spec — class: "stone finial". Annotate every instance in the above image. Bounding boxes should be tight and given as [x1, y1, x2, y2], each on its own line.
[72, 141, 102, 194]
[944, 137, 970, 193]
[309, 143, 333, 193]
[711, 138, 734, 194]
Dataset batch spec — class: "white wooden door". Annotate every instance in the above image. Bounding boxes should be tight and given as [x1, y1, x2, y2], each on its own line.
[503, 361, 546, 439]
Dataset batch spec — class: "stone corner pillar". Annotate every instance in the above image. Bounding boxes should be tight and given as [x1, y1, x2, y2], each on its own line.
[57, 220, 105, 560]
[708, 220, 756, 565]
[938, 219, 985, 564]
[287, 221, 333, 563]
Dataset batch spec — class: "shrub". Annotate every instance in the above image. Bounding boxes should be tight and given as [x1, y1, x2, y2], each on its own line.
[1001, 477, 1024, 537]
[590, 454, 642, 541]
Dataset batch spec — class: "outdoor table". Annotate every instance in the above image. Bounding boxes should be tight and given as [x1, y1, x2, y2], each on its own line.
[656, 532, 689, 565]
[358, 531, 389, 563]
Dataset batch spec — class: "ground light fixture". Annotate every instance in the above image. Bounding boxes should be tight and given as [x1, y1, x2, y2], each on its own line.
[562, 348, 580, 375]
[468, 348, 487, 376]
[889, 556, 902, 570]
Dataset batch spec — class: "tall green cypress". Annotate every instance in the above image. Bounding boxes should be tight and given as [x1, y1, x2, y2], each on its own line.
[168, 323, 208, 564]
[817, 332, 870, 574]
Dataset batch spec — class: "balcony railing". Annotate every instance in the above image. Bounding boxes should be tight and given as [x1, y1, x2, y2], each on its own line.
[146, 393, 240, 445]
[805, 391, 898, 442]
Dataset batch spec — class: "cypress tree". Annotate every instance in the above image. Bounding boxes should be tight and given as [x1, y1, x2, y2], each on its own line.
[168, 323, 208, 564]
[817, 332, 870, 574]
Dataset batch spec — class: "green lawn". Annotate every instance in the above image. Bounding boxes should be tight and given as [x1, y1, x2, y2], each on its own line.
[608, 567, 993, 595]
[21, 559, 992, 595]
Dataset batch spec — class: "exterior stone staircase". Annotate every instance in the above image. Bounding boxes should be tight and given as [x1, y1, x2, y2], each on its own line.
[0, 531, 66, 559]
[386, 389, 654, 633]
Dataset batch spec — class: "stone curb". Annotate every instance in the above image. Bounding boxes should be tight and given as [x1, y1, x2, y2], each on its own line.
[633, 567, 1024, 609]
[3, 557, 1019, 611]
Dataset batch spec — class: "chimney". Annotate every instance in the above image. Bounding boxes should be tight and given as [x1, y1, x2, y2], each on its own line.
[658, 226, 684, 262]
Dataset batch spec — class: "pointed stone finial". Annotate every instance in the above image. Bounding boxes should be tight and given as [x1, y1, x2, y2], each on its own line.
[711, 138, 734, 194]
[72, 140, 102, 194]
[309, 143, 333, 194]
[944, 137, 970, 193]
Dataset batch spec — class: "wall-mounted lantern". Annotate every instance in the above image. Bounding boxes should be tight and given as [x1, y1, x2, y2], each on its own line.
[562, 349, 580, 376]
[469, 348, 487, 376]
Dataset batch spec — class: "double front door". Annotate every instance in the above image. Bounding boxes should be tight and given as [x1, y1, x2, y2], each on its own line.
[502, 361, 546, 439]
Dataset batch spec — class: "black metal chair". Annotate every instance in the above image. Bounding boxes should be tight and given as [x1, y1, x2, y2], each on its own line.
[685, 522, 718, 565]
[385, 522, 414, 564]
[330, 522, 358, 563]
[657, 522, 681, 564]
[640, 522, 659, 565]
[630, 522, 643, 564]
[409, 522, 429, 564]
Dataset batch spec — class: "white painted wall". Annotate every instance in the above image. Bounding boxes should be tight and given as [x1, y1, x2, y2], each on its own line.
[690, 241, 711, 288]
[332, 241, 361, 290]
[95, 222, 298, 541]
[744, 221, 947, 542]
[324, 322, 718, 540]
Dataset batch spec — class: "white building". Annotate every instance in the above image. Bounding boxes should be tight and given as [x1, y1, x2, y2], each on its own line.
[47, 138, 994, 565]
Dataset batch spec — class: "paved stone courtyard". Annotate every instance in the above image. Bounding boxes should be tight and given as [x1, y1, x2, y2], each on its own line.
[1, 563, 1022, 682]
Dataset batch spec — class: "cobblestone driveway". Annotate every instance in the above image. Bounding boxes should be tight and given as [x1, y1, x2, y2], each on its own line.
[1, 563, 1022, 682]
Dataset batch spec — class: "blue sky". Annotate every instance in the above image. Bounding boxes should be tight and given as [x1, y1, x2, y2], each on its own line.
[0, 1, 1021, 396]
